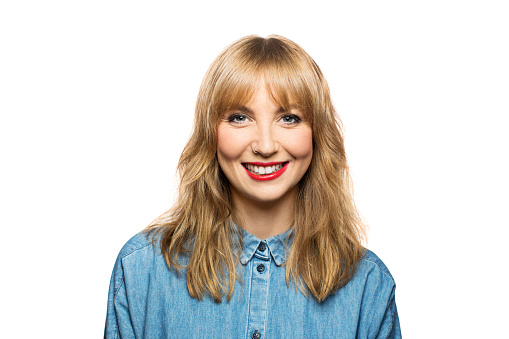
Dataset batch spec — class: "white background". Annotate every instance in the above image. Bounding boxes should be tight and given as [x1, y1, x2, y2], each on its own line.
[1, 1, 508, 338]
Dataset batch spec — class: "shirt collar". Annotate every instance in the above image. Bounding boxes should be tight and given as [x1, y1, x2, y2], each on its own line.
[237, 226, 293, 266]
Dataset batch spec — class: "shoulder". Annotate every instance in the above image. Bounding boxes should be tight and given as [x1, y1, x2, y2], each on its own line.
[108, 232, 161, 295]
[346, 249, 397, 297]
[341, 250, 400, 338]
[116, 232, 155, 260]
[359, 249, 396, 284]
[339, 249, 397, 314]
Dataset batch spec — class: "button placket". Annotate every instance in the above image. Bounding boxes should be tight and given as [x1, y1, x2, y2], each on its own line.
[245, 242, 271, 339]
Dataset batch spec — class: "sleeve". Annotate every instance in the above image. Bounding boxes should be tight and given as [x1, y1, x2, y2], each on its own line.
[376, 291, 402, 339]
[104, 253, 136, 339]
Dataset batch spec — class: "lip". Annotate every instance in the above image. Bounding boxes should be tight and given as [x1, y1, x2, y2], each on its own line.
[242, 162, 289, 181]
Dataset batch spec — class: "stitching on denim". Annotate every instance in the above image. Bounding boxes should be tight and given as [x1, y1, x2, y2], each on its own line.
[387, 302, 395, 337]
[361, 257, 395, 283]
[244, 260, 254, 338]
[113, 279, 125, 299]
[113, 240, 153, 297]
[262, 259, 271, 337]
[380, 285, 397, 338]
[120, 241, 152, 260]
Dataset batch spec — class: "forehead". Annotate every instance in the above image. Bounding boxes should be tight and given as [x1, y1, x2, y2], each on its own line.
[219, 78, 308, 115]
[237, 85, 302, 114]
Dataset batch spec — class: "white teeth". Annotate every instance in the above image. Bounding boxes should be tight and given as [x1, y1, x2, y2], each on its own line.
[245, 163, 285, 175]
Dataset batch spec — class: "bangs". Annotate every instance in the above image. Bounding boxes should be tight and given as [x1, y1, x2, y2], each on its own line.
[208, 36, 321, 124]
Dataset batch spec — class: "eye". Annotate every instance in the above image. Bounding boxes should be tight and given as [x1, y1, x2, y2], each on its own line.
[279, 114, 302, 125]
[227, 113, 250, 125]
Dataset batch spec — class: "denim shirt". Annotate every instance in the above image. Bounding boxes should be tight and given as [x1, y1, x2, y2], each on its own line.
[105, 229, 401, 339]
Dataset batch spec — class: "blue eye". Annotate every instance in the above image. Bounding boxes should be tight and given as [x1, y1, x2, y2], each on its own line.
[280, 114, 301, 124]
[228, 114, 249, 124]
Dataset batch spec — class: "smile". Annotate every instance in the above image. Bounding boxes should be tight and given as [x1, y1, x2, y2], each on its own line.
[242, 162, 289, 181]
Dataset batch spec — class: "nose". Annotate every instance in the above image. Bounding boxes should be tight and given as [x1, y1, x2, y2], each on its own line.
[253, 124, 278, 156]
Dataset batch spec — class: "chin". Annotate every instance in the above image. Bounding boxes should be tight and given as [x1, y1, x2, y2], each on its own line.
[247, 188, 297, 205]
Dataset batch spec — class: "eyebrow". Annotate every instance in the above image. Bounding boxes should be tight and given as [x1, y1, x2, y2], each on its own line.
[237, 106, 253, 114]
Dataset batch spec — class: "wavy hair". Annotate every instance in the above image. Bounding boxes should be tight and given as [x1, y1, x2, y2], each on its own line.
[146, 35, 366, 302]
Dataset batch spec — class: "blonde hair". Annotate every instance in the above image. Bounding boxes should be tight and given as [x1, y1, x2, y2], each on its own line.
[146, 35, 366, 302]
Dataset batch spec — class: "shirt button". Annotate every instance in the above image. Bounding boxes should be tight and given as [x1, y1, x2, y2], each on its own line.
[257, 264, 265, 273]
[252, 331, 261, 339]
[257, 242, 266, 252]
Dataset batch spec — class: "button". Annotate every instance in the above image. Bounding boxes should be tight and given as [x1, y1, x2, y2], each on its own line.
[257, 264, 265, 273]
[257, 243, 266, 252]
[252, 331, 261, 339]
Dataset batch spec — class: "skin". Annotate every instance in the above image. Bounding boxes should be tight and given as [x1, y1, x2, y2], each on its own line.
[217, 83, 313, 239]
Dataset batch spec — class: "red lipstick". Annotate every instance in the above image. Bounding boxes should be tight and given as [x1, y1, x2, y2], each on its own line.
[242, 162, 289, 181]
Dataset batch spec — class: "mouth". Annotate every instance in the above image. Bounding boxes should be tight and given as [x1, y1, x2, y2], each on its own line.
[242, 161, 289, 181]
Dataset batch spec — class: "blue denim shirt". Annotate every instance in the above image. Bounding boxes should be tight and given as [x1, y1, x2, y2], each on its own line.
[105, 229, 401, 338]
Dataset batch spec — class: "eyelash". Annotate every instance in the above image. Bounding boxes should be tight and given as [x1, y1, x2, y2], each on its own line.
[227, 113, 250, 124]
[226, 113, 302, 125]
[279, 114, 302, 125]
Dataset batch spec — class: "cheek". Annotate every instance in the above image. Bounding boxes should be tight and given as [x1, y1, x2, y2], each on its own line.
[284, 127, 313, 160]
[217, 124, 247, 161]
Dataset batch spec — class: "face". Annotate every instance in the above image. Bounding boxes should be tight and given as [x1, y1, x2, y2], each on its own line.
[217, 84, 313, 206]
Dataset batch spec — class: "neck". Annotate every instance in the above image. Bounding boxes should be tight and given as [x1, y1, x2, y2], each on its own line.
[231, 188, 296, 240]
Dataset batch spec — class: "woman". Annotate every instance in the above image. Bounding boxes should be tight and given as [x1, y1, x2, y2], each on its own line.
[105, 35, 401, 338]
